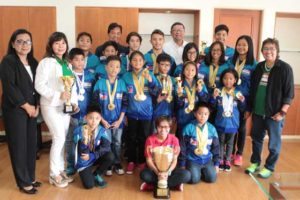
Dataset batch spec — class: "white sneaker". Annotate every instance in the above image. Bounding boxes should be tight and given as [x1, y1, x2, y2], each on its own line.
[105, 167, 113, 176]
[60, 172, 74, 183]
[49, 175, 68, 188]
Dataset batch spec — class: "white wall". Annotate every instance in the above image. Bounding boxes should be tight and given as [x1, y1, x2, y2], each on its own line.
[1, 0, 300, 63]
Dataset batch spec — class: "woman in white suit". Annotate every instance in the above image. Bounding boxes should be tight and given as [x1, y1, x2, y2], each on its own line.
[35, 32, 78, 188]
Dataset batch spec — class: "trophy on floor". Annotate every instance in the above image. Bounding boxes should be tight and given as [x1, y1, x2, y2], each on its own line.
[61, 76, 75, 113]
[153, 147, 173, 199]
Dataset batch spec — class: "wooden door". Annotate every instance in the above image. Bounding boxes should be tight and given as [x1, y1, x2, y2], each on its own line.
[214, 9, 262, 59]
[76, 7, 139, 53]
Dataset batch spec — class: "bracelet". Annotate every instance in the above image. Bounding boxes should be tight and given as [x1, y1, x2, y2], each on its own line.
[280, 110, 287, 116]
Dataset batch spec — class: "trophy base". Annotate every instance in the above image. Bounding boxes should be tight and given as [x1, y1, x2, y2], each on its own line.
[153, 186, 170, 199]
[63, 104, 80, 115]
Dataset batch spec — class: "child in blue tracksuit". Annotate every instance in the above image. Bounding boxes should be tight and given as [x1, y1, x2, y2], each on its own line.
[211, 68, 246, 172]
[199, 41, 229, 95]
[76, 32, 100, 73]
[121, 32, 142, 73]
[92, 55, 127, 176]
[74, 105, 114, 189]
[179, 102, 220, 184]
[95, 41, 120, 79]
[153, 53, 175, 120]
[65, 48, 96, 175]
[144, 29, 177, 76]
[175, 61, 209, 139]
[121, 51, 159, 174]
[204, 24, 235, 61]
[228, 35, 257, 166]
[174, 42, 201, 77]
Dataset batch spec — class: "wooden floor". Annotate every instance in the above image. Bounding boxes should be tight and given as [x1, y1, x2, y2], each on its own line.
[0, 138, 300, 200]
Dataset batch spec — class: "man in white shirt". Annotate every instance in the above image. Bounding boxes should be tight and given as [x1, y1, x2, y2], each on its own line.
[163, 22, 188, 65]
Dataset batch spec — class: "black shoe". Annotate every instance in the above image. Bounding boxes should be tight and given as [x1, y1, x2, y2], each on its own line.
[32, 181, 42, 188]
[19, 187, 38, 195]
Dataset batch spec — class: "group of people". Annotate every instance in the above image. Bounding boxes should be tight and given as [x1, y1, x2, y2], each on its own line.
[0, 21, 294, 195]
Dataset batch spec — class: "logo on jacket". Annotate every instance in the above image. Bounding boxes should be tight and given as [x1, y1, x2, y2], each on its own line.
[190, 138, 198, 146]
[99, 93, 107, 100]
[127, 85, 134, 94]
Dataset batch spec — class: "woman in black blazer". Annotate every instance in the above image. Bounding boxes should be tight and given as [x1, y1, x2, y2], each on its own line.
[0, 29, 41, 194]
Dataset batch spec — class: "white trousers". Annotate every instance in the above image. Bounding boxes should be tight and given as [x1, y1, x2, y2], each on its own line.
[41, 105, 70, 177]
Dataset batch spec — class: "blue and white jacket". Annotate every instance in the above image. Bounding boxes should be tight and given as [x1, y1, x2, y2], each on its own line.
[122, 70, 159, 120]
[179, 120, 220, 167]
[72, 69, 96, 123]
[198, 61, 229, 94]
[85, 52, 100, 74]
[74, 125, 111, 172]
[92, 78, 127, 127]
[204, 46, 235, 61]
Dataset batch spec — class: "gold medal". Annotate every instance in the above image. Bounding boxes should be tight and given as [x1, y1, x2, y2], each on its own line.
[197, 79, 204, 86]
[108, 103, 115, 110]
[194, 124, 208, 156]
[166, 95, 173, 103]
[194, 148, 203, 155]
[209, 64, 219, 88]
[235, 59, 246, 86]
[106, 79, 118, 111]
[184, 85, 196, 114]
[133, 71, 147, 102]
[237, 78, 242, 85]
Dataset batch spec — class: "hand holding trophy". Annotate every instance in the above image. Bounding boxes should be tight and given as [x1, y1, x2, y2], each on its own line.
[197, 79, 204, 92]
[175, 77, 183, 97]
[153, 147, 173, 199]
[61, 76, 76, 113]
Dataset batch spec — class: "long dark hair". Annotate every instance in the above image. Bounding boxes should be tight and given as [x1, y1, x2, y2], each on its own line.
[45, 32, 69, 59]
[182, 42, 200, 63]
[181, 61, 198, 83]
[232, 35, 255, 65]
[219, 68, 239, 87]
[204, 41, 225, 66]
[7, 29, 34, 61]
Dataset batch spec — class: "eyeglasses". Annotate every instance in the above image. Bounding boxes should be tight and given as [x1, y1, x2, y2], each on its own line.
[212, 49, 222, 52]
[187, 51, 197, 55]
[157, 126, 170, 130]
[15, 39, 32, 46]
[172, 29, 184, 33]
[262, 47, 276, 52]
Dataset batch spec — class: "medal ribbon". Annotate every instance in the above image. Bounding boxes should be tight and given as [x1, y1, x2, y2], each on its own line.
[75, 72, 85, 95]
[132, 72, 145, 97]
[221, 87, 234, 115]
[106, 79, 118, 106]
[195, 124, 208, 155]
[184, 84, 196, 107]
[209, 64, 219, 87]
[235, 59, 246, 79]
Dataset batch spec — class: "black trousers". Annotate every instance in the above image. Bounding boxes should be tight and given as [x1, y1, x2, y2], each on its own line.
[79, 152, 114, 189]
[3, 108, 37, 188]
[233, 111, 247, 155]
[127, 118, 152, 164]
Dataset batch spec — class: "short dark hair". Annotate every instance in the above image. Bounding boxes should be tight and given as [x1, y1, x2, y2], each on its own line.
[261, 38, 280, 59]
[7, 29, 34, 60]
[108, 22, 122, 34]
[76, 32, 93, 43]
[129, 50, 145, 62]
[151, 29, 164, 38]
[193, 102, 212, 113]
[69, 48, 85, 60]
[155, 115, 172, 129]
[106, 55, 121, 65]
[204, 41, 226, 66]
[45, 32, 69, 59]
[170, 22, 185, 31]
[215, 24, 229, 34]
[219, 68, 239, 87]
[182, 42, 200, 63]
[156, 53, 172, 65]
[232, 35, 255, 65]
[86, 105, 102, 115]
[126, 32, 142, 44]
[102, 41, 119, 54]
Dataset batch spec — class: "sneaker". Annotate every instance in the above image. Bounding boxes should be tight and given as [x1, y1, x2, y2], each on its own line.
[219, 160, 225, 171]
[138, 163, 146, 171]
[258, 168, 272, 179]
[175, 183, 183, 192]
[233, 155, 243, 166]
[126, 162, 135, 174]
[245, 163, 260, 174]
[60, 172, 74, 183]
[231, 154, 235, 161]
[140, 182, 154, 191]
[94, 174, 107, 188]
[49, 175, 68, 188]
[105, 166, 113, 176]
[114, 164, 125, 175]
[65, 166, 76, 176]
[224, 161, 232, 172]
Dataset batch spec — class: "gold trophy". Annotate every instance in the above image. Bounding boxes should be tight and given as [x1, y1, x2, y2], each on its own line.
[61, 76, 76, 113]
[82, 125, 94, 153]
[153, 147, 173, 199]
[160, 74, 168, 95]
[175, 77, 183, 97]
[199, 40, 207, 55]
